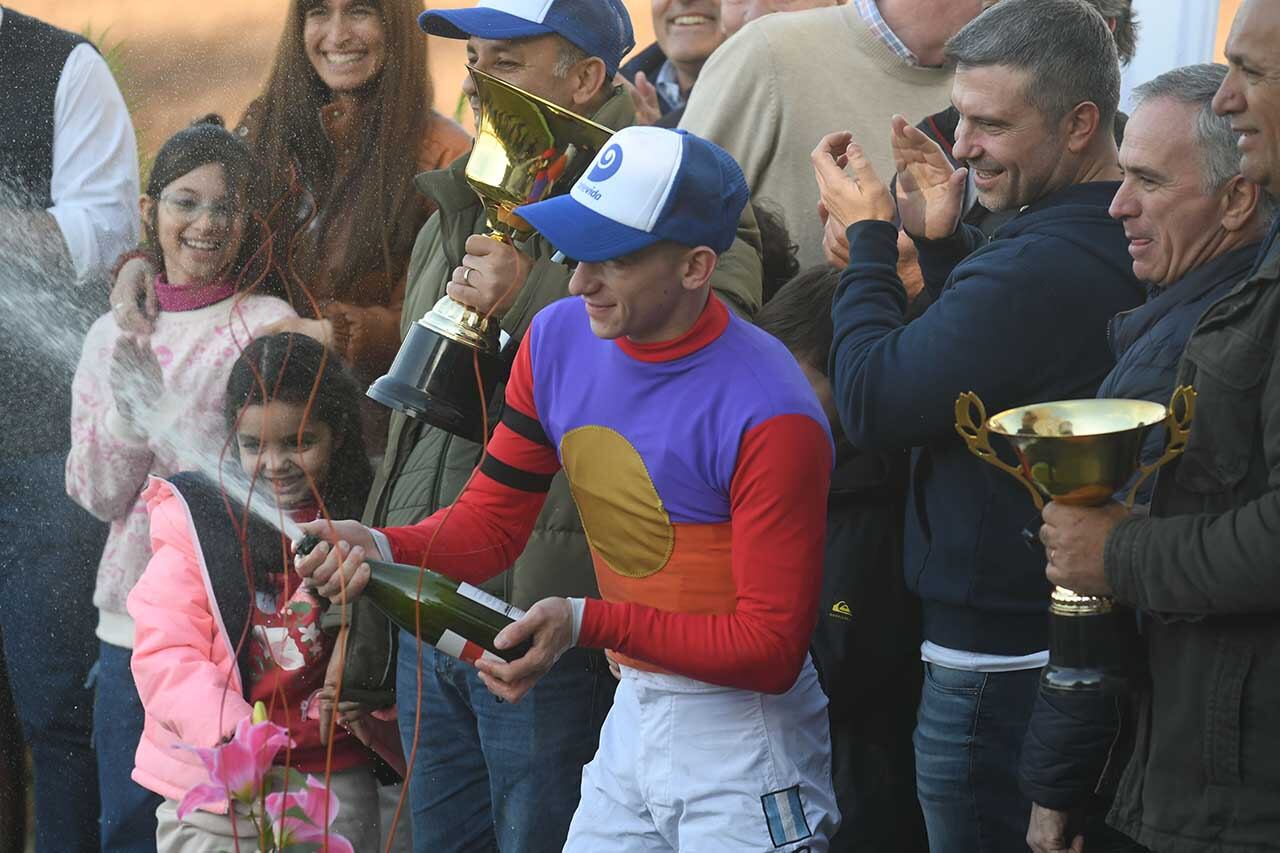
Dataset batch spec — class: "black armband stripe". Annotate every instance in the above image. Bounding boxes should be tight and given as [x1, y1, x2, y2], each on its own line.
[480, 454, 555, 493]
[502, 406, 552, 447]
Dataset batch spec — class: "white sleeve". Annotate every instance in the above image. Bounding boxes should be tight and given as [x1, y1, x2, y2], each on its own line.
[48, 43, 140, 283]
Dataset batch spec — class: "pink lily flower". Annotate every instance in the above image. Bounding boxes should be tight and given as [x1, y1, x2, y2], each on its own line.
[176, 714, 294, 819]
[265, 776, 354, 853]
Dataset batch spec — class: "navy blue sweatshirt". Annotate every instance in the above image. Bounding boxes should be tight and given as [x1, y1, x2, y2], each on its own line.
[830, 181, 1145, 655]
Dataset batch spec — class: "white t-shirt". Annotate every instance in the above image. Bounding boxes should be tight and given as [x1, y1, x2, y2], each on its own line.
[0, 7, 140, 281]
[921, 641, 1048, 673]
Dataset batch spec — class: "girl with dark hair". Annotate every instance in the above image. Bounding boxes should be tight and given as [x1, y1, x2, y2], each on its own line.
[66, 117, 297, 852]
[128, 334, 387, 851]
[221, 332, 373, 520]
[113, 0, 471, 406]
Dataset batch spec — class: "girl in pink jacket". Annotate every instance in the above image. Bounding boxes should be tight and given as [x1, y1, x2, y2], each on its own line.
[128, 333, 384, 850]
[65, 117, 296, 849]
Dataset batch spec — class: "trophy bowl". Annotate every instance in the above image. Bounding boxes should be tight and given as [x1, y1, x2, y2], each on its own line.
[367, 68, 614, 442]
[955, 387, 1195, 694]
[987, 398, 1170, 506]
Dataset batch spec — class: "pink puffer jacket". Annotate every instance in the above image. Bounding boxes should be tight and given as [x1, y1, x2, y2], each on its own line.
[127, 477, 252, 811]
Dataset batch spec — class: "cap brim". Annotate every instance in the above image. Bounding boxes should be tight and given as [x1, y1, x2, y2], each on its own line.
[517, 195, 659, 263]
[418, 8, 555, 40]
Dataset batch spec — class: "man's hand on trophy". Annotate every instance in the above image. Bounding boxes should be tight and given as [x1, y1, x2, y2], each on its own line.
[1040, 501, 1129, 595]
[811, 131, 897, 233]
[890, 114, 968, 240]
[449, 234, 535, 319]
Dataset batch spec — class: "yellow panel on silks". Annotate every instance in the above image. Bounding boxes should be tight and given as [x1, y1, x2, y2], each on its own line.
[560, 425, 674, 578]
[560, 424, 739, 674]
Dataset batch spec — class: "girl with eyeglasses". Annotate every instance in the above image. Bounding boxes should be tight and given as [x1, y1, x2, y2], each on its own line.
[110, 0, 472, 456]
[65, 116, 297, 851]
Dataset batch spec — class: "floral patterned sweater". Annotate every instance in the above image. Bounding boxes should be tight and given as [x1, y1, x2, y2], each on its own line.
[65, 285, 295, 647]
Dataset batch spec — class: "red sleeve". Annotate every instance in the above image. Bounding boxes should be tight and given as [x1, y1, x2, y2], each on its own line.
[378, 333, 562, 583]
[578, 414, 832, 693]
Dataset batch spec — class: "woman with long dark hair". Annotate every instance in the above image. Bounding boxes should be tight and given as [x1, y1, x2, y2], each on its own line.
[112, 0, 470, 395]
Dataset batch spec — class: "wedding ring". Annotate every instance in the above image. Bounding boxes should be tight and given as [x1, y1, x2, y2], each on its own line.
[463, 267, 473, 285]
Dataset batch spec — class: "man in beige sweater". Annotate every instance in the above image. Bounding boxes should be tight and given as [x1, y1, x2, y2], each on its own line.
[681, 0, 981, 268]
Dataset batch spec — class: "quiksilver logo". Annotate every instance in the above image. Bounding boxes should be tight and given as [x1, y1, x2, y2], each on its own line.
[830, 600, 852, 621]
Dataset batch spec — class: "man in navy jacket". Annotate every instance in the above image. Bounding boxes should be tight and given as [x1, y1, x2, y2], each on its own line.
[810, 1, 1144, 849]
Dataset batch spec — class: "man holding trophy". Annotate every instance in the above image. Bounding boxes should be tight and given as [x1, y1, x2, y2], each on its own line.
[353, 0, 763, 850]
[809, 1, 1144, 849]
[1036, 0, 1280, 849]
[1020, 62, 1273, 853]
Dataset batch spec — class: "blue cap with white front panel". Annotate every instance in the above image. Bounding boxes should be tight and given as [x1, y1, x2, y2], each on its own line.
[419, 0, 636, 78]
[514, 126, 749, 263]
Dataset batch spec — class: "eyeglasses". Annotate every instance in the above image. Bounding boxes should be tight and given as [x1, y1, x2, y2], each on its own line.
[157, 194, 241, 224]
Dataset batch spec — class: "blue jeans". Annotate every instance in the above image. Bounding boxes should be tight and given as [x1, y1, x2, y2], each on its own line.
[396, 634, 615, 853]
[914, 663, 1041, 853]
[92, 641, 161, 852]
[0, 453, 105, 852]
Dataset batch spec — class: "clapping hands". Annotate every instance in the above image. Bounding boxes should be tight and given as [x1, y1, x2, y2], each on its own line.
[890, 115, 968, 240]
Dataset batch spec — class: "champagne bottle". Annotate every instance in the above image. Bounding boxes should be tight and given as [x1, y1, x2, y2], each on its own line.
[296, 535, 530, 664]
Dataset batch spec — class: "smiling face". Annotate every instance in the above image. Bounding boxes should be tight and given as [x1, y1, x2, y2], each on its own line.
[1109, 97, 1233, 287]
[303, 0, 388, 95]
[463, 35, 592, 128]
[567, 241, 709, 342]
[1213, 0, 1280, 194]
[653, 0, 722, 76]
[236, 401, 335, 511]
[143, 162, 245, 286]
[951, 64, 1071, 212]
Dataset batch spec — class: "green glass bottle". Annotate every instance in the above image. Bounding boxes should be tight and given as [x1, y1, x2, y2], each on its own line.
[296, 535, 530, 664]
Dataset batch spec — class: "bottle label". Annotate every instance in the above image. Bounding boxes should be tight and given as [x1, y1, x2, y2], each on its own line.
[457, 582, 527, 621]
[436, 629, 503, 666]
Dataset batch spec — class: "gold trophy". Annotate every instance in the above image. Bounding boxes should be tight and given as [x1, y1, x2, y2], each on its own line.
[367, 67, 614, 442]
[954, 387, 1196, 693]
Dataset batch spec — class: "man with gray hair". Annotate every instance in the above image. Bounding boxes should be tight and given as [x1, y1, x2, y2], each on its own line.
[1021, 62, 1273, 853]
[809, 0, 1144, 849]
[1035, 0, 1280, 846]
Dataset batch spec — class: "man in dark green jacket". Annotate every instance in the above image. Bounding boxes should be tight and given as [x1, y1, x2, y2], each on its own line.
[361, 2, 762, 850]
[1039, 2, 1280, 849]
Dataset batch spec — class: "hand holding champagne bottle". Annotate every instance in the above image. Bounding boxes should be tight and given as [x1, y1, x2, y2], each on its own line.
[474, 597, 576, 704]
[293, 519, 377, 600]
[293, 521, 536, 669]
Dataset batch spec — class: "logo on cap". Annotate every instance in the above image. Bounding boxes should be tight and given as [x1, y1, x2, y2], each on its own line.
[587, 144, 624, 182]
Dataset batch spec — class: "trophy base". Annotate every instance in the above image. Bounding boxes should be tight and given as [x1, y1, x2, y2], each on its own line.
[1043, 591, 1132, 696]
[367, 321, 504, 444]
[1040, 664, 1127, 695]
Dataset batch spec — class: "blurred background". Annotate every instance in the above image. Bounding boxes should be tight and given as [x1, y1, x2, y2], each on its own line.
[6, 0, 657, 164]
[5, 0, 1239, 164]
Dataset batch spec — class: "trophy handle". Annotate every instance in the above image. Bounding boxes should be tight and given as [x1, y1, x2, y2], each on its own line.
[955, 391, 1045, 512]
[1122, 384, 1196, 509]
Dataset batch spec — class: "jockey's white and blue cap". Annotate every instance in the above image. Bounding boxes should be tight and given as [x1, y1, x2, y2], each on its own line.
[419, 0, 636, 78]
[515, 126, 749, 263]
